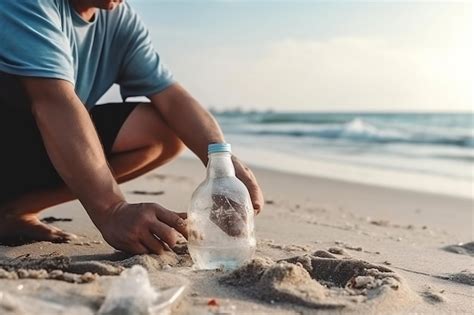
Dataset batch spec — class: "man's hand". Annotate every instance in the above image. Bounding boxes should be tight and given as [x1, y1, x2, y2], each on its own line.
[98, 202, 187, 255]
[232, 156, 264, 214]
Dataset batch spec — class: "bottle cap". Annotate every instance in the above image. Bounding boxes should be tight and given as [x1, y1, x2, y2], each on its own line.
[208, 143, 232, 154]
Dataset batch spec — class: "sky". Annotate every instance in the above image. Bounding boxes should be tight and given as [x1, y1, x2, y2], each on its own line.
[103, 0, 473, 112]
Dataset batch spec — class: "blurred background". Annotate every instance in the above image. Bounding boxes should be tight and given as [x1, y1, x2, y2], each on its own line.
[100, 0, 473, 198]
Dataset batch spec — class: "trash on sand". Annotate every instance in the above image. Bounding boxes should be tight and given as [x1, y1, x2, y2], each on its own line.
[99, 265, 185, 315]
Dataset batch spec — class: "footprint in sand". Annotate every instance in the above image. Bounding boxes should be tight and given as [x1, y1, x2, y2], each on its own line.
[220, 250, 416, 311]
[421, 286, 446, 304]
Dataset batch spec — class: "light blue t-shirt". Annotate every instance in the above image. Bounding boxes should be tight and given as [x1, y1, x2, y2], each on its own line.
[0, 0, 173, 109]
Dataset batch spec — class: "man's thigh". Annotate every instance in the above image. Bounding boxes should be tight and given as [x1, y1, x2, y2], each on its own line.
[111, 102, 178, 154]
[0, 108, 59, 203]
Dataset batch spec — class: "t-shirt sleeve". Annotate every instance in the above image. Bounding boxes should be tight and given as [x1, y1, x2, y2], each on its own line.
[0, 1, 75, 83]
[115, 3, 174, 100]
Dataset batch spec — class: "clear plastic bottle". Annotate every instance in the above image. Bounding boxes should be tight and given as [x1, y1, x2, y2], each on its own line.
[187, 143, 256, 270]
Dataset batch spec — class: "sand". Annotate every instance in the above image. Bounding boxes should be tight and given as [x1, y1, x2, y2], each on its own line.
[0, 156, 473, 314]
[221, 251, 416, 311]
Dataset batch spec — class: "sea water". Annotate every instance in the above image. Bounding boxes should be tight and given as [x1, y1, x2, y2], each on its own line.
[210, 111, 473, 198]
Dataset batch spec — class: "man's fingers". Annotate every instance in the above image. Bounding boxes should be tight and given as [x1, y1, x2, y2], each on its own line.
[232, 157, 264, 215]
[154, 206, 188, 239]
[141, 233, 165, 255]
[177, 212, 187, 220]
[149, 219, 179, 248]
[132, 242, 150, 255]
[241, 177, 264, 214]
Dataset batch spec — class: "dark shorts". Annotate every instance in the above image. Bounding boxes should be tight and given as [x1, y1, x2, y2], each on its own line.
[0, 102, 140, 204]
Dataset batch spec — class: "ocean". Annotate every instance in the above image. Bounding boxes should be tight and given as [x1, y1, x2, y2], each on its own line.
[211, 111, 473, 199]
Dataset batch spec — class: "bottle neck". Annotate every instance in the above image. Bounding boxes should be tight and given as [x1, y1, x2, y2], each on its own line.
[207, 152, 235, 178]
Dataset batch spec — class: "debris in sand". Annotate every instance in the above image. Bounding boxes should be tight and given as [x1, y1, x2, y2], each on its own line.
[271, 244, 311, 252]
[40, 216, 73, 223]
[369, 219, 390, 227]
[265, 200, 275, 205]
[443, 242, 474, 257]
[73, 240, 103, 246]
[259, 239, 311, 252]
[448, 270, 474, 286]
[350, 276, 375, 289]
[207, 298, 219, 306]
[421, 286, 446, 303]
[221, 251, 413, 310]
[129, 190, 165, 196]
[74, 241, 92, 246]
[312, 250, 337, 259]
[334, 241, 363, 252]
[328, 247, 348, 255]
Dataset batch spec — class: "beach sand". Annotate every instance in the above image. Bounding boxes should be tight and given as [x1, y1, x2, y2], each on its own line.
[1, 157, 472, 314]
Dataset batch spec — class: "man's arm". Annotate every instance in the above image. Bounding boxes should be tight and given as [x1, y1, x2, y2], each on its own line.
[22, 78, 187, 254]
[149, 84, 224, 164]
[23, 78, 124, 222]
[149, 83, 264, 212]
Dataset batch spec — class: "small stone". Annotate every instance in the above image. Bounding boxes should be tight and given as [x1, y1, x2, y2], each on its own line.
[48, 270, 64, 279]
[17, 269, 29, 278]
[351, 276, 375, 289]
[80, 272, 96, 283]
[62, 272, 80, 283]
[28, 269, 48, 279]
[328, 247, 347, 255]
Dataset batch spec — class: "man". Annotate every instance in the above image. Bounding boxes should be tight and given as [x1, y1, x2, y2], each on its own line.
[0, 0, 263, 255]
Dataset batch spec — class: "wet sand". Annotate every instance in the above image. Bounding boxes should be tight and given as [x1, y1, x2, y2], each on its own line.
[0, 156, 472, 314]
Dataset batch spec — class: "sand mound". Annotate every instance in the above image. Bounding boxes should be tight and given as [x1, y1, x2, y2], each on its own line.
[443, 242, 474, 257]
[114, 252, 192, 271]
[221, 250, 415, 311]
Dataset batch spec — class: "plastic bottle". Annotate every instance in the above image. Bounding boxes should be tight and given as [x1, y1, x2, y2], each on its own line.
[187, 143, 256, 270]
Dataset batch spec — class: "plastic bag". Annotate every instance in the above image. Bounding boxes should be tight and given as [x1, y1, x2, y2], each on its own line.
[98, 265, 185, 315]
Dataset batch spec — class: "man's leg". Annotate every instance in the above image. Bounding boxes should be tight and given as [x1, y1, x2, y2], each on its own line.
[0, 103, 185, 244]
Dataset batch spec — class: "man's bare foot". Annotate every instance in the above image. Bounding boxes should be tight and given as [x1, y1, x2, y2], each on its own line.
[0, 214, 76, 245]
